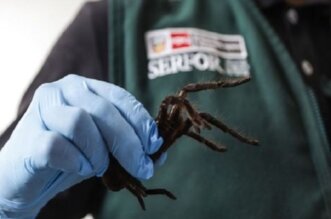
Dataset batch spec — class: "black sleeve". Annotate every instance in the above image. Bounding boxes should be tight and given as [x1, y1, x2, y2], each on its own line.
[0, 1, 109, 218]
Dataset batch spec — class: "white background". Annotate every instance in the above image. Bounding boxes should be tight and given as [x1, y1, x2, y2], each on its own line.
[0, 0, 93, 133]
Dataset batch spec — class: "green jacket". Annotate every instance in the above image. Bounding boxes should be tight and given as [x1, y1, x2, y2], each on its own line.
[100, 0, 331, 218]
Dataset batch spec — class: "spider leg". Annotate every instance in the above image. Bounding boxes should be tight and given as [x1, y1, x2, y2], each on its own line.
[125, 175, 177, 210]
[160, 96, 207, 127]
[156, 96, 173, 121]
[186, 131, 227, 152]
[151, 120, 192, 162]
[199, 112, 259, 146]
[157, 95, 213, 131]
[126, 185, 147, 210]
[127, 181, 147, 198]
[178, 76, 250, 97]
[108, 159, 177, 210]
[146, 189, 177, 200]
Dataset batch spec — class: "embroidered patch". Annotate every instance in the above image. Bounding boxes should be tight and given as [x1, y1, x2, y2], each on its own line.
[145, 28, 250, 80]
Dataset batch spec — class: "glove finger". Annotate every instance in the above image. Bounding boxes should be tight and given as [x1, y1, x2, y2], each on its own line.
[55, 76, 154, 179]
[39, 105, 109, 176]
[86, 79, 167, 165]
[59, 75, 163, 154]
[29, 130, 93, 176]
[87, 79, 163, 154]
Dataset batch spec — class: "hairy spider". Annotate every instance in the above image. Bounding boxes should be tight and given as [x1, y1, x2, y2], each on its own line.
[102, 76, 259, 210]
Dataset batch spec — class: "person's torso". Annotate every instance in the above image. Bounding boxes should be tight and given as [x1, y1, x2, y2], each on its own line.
[100, 0, 331, 218]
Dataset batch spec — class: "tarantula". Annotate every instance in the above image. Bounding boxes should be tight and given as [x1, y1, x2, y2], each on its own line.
[102, 76, 258, 210]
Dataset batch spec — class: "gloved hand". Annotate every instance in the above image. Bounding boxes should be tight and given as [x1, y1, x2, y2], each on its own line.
[0, 74, 164, 219]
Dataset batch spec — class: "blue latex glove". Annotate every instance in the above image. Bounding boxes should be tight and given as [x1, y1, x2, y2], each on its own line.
[0, 75, 164, 219]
